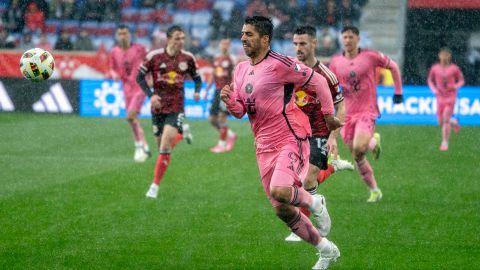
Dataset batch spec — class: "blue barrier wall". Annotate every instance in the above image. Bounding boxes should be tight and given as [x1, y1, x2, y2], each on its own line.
[80, 80, 480, 125]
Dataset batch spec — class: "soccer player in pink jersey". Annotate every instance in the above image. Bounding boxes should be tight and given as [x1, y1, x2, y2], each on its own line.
[329, 26, 403, 202]
[220, 16, 342, 269]
[427, 47, 465, 151]
[109, 25, 150, 162]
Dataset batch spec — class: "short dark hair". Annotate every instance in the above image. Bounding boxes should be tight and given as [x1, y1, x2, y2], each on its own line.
[167, 25, 184, 38]
[117, 24, 130, 31]
[294, 25, 317, 38]
[244, 16, 273, 44]
[341, 25, 360, 35]
[439, 47, 452, 54]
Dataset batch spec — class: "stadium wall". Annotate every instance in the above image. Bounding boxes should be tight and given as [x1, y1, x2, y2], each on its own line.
[1, 79, 479, 126]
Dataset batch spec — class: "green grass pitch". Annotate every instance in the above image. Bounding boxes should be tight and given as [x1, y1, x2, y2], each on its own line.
[0, 113, 479, 269]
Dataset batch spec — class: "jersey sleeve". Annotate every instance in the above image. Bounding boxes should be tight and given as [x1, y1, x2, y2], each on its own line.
[374, 51, 392, 69]
[138, 53, 152, 75]
[427, 66, 438, 94]
[276, 58, 315, 89]
[225, 67, 246, 118]
[454, 65, 465, 89]
[374, 51, 403, 95]
[187, 55, 200, 78]
[108, 50, 119, 79]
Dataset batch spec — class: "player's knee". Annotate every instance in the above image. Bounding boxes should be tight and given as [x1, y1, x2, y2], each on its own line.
[274, 204, 296, 223]
[352, 146, 367, 159]
[270, 186, 291, 204]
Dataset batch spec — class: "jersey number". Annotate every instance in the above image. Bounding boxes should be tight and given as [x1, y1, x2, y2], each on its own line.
[246, 98, 256, 115]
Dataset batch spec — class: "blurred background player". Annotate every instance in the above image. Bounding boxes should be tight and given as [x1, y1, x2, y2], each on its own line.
[137, 25, 202, 199]
[204, 38, 237, 153]
[285, 25, 354, 242]
[221, 16, 342, 270]
[329, 25, 403, 202]
[109, 25, 150, 162]
[427, 47, 465, 151]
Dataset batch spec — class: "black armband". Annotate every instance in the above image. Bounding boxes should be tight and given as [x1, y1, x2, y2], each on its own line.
[136, 71, 153, 97]
[192, 74, 202, 94]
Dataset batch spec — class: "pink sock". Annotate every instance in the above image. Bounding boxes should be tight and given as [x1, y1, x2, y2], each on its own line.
[287, 209, 321, 246]
[368, 137, 377, 151]
[442, 122, 451, 143]
[289, 185, 313, 208]
[356, 158, 377, 189]
[130, 119, 146, 144]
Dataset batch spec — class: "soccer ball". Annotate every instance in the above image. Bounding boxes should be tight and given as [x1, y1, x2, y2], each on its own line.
[19, 48, 55, 81]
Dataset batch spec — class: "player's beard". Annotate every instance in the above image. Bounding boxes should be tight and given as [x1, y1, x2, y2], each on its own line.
[296, 51, 306, 62]
[243, 40, 260, 58]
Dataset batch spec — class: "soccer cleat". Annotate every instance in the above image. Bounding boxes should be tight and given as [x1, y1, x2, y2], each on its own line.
[285, 232, 302, 242]
[226, 133, 237, 151]
[210, 144, 227, 153]
[331, 159, 354, 172]
[372, 133, 382, 160]
[182, 124, 193, 144]
[134, 147, 149, 163]
[367, 189, 383, 203]
[313, 240, 340, 270]
[440, 141, 448, 151]
[310, 194, 331, 237]
[145, 183, 159, 198]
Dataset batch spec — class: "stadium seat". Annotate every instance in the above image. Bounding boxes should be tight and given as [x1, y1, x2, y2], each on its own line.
[96, 22, 117, 36]
[62, 20, 80, 34]
[121, 7, 141, 22]
[44, 20, 61, 34]
[80, 21, 98, 35]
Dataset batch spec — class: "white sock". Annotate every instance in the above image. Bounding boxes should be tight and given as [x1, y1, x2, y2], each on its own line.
[135, 141, 143, 148]
[309, 195, 323, 212]
[218, 140, 227, 147]
[316, 237, 332, 252]
[370, 187, 380, 192]
[227, 129, 235, 137]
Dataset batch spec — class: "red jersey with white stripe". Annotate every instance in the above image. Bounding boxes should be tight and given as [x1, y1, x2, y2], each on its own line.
[139, 48, 198, 114]
[225, 50, 334, 153]
[329, 48, 393, 118]
[295, 60, 343, 137]
[213, 54, 234, 90]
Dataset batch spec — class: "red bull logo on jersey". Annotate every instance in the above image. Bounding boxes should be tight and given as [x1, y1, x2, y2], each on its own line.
[295, 89, 318, 107]
[159, 71, 183, 85]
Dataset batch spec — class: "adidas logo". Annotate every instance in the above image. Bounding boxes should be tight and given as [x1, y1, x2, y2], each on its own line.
[32, 83, 73, 113]
[248, 70, 254, 75]
[0, 81, 14, 111]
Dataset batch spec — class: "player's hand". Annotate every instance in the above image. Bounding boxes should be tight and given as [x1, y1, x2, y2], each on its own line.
[326, 136, 338, 160]
[150, 94, 161, 110]
[193, 92, 201, 102]
[325, 115, 343, 131]
[393, 94, 403, 104]
[220, 84, 233, 103]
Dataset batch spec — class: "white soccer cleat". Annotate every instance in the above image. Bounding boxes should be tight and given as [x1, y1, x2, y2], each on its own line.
[182, 124, 193, 144]
[331, 159, 354, 172]
[145, 183, 159, 198]
[313, 239, 340, 270]
[285, 232, 302, 242]
[310, 194, 331, 237]
[134, 147, 149, 163]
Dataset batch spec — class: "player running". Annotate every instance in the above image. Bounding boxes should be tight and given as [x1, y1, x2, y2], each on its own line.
[109, 25, 150, 162]
[221, 16, 342, 270]
[329, 25, 403, 202]
[427, 47, 464, 151]
[137, 25, 202, 199]
[285, 25, 354, 242]
[204, 38, 237, 153]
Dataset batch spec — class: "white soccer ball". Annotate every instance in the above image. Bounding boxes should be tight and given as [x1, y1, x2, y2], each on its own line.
[19, 48, 55, 81]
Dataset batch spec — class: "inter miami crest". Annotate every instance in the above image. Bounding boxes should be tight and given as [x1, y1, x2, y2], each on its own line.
[245, 83, 253, 93]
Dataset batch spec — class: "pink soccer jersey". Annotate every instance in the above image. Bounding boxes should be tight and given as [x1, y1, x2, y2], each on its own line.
[109, 43, 147, 93]
[225, 50, 334, 153]
[428, 63, 464, 100]
[329, 48, 402, 118]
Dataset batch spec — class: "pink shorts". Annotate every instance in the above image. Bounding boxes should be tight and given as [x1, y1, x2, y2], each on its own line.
[257, 140, 310, 208]
[436, 99, 455, 124]
[124, 83, 146, 113]
[341, 115, 376, 147]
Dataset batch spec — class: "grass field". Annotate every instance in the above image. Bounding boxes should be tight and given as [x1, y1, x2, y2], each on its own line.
[0, 113, 479, 269]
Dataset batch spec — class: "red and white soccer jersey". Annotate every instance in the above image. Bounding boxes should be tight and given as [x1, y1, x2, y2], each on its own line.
[212, 54, 234, 91]
[295, 60, 343, 137]
[139, 48, 199, 114]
